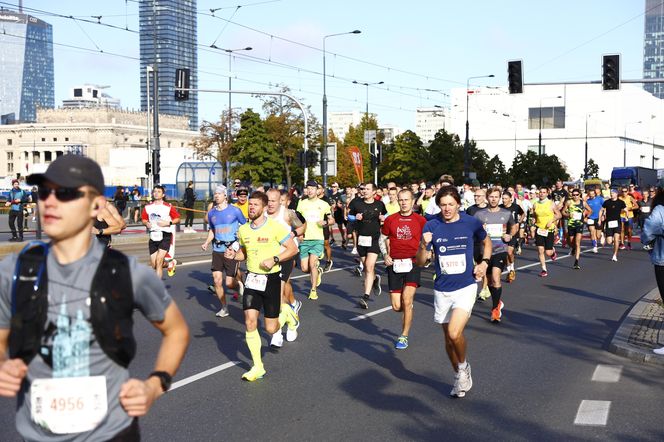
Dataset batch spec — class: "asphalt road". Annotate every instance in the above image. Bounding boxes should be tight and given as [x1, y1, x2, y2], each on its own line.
[1, 239, 662, 441]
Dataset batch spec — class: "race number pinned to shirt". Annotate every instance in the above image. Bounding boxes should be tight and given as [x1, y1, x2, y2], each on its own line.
[438, 254, 466, 275]
[586, 219, 595, 225]
[150, 230, 164, 242]
[607, 220, 619, 229]
[358, 235, 373, 247]
[245, 273, 268, 291]
[572, 212, 582, 221]
[31, 376, 107, 434]
[485, 223, 503, 239]
[537, 228, 550, 237]
[642, 206, 651, 214]
[393, 258, 413, 274]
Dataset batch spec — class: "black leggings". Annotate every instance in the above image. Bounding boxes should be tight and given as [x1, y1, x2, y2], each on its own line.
[8, 209, 23, 237]
[656, 266, 664, 304]
[184, 209, 194, 227]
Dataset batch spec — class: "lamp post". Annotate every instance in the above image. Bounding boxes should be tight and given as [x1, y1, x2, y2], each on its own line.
[353, 80, 384, 185]
[464, 74, 494, 178]
[322, 30, 360, 187]
[623, 120, 642, 167]
[584, 110, 605, 179]
[538, 95, 562, 156]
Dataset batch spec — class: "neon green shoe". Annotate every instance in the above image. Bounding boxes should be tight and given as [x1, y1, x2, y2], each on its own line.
[241, 366, 266, 382]
[308, 289, 319, 300]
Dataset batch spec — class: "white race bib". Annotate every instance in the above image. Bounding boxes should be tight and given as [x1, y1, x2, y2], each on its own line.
[586, 218, 595, 225]
[537, 228, 550, 237]
[245, 273, 268, 291]
[393, 258, 413, 274]
[306, 211, 321, 223]
[572, 212, 582, 221]
[485, 223, 503, 239]
[438, 254, 467, 275]
[31, 376, 107, 435]
[642, 206, 651, 214]
[150, 230, 163, 242]
[607, 220, 619, 228]
[358, 235, 372, 247]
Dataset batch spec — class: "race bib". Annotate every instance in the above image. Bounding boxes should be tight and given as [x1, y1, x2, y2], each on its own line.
[393, 258, 413, 274]
[438, 254, 467, 275]
[608, 220, 619, 229]
[485, 223, 503, 239]
[150, 230, 163, 242]
[31, 376, 107, 435]
[572, 212, 582, 221]
[245, 273, 268, 291]
[358, 235, 372, 247]
[586, 219, 595, 225]
[642, 206, 651, 214]
[537, 228, 550, 237]
[306, 211, 321, 223]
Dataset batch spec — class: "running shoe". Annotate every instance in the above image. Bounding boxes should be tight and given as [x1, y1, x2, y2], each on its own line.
[354, 266, 363, 277]
[491, 301, 504, 323]
[592, 246, 598, 254]
[316, 265, 323, 287]
[395, 336, 409, 350]
[308, 289, 319, 300]
[573, 260, 580, 270]
[237, 280, 245, 299]
[457, 363, 473, 394]
[478, 287, 491, 301]
[627, 242, 632, 250]
[351, 247, 358, 255]
[215, 306, 229, 318]
[241, 366, 266, 382]
[291, 299, 303, 316]
[539, 269, 548, 277]
[167, 260, 176, 277]
[324, 259, 333, 273]
[619, 243, 626, 250]
[550, 249, 557, 261]
[208, 284, 216, 295]
[506, 270, 516, 283]
[359, 294, 370, 309]
[611, 255, 618, 262]
[270, 332, 284, 348]
[653, 346, 664, 355]
[373, 275, 382, 296]
[450, 374, 465, 398]
[286, 310, 300, 342]
[515, 244, 522, 255]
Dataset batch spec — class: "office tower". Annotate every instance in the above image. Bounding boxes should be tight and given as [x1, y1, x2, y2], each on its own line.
[644, 0, 664, 98]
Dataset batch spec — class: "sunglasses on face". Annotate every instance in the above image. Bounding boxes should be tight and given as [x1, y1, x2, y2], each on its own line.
[38, 187, 86, 202]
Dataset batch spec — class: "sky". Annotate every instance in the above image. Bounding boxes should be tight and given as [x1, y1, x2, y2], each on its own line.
[0, 0, 650, 132]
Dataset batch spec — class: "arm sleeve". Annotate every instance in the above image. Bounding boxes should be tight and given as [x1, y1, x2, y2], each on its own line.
[169, 205, 180, 219]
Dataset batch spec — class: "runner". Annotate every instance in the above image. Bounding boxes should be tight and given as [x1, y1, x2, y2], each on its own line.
[618, 187, 637, 250]
[466, 189, 490, 299]
[92, 198, 126, 248]
[379, 189, 426, 349]
[600, 189, 627, 262]
[349, 182, 387, 309]
[551, 180, 568, 246]
[638, 189, 652, 230]
[385, 187, 400, 215]
[141, 185, 181, 278]
[296, 180, 333, 300]
[233, 187, 250, 221]
[416, 186, 491, 398]
[562, 189, 591, 269]
[475, 188, 517, 322]
[329, 182, 348, 249]
[224, 191, 299, 381]
[532, 187, 562, 277]
[201, 186, 247, 318]
[317, 184, 335, 272]
[266, 188, 306, 348]
[501, 191, 524, 282]
[585, 188, 604, 253]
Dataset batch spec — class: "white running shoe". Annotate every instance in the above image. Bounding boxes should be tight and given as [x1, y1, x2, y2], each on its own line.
[611, 255, 618, 262]
[291, 299, 302, 316]
[286, 327, 298, 342]
[449, 374, 465, 398]
[653, 346, 664, 355]
[457, 363, 473, 394]
[351, 247, 358, 255]
[592, 246, 598, 254]
[270, 332, 284, 348]
[215, 306, 229, 318]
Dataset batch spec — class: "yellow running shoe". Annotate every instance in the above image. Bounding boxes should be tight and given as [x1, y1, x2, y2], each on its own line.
[241, 366, 266, 382]
[308, 289, 319, 300]
[167, 260, 176, 277]
[478, 287, 491, 301]
[316, 265, 322, 287]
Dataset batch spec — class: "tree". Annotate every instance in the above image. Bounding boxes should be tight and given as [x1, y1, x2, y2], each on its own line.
[379, 130, 431, 183]
[585, 158, 600, 178]
[190, 111, 239, 164]
[509, 151, 570, 186]
[483, 155, 509, 185]
[231, 109, 283, 185]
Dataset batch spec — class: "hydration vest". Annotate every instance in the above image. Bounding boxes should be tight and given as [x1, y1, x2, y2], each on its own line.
[9, 242, 136, 368]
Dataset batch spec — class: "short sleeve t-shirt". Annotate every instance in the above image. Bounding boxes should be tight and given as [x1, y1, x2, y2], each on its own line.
[141, 201, 180, 233]
[208, 205, 247, 253]
[603, 199, 627, 222]
[0, 241, 171, 442]
[424, 213, 487, 292]
[348, 199, 387, 237]
[586, 196, 604, 220]
[238, 217, 291, 274]
[473, 208, 515, 254]
[381, 212, 427, 260]
[296, 198, 332, 241]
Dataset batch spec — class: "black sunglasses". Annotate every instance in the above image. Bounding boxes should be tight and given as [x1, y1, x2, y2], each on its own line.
[38, 187, 86, 202]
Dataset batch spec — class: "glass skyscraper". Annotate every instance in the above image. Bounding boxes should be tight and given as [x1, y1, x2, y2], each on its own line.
[0, 10, 54, 123]
[139, 0, 198, 131]
[644, 0, 664, 99]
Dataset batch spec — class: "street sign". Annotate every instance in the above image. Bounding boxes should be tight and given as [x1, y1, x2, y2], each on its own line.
[363, 130, 377, 144]
[310, 143, 337, 177]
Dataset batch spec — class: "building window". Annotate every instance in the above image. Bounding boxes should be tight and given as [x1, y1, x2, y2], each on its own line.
[56, 151, 64, 158]
[74, 88, 83, 97]
[41, 138, 45, 142]
[65, 137, 69, 141]
[7, 163, 13, 173]
[7, 139, 12, 146]
[53, 137, 57, 142]
[167, 141, 172, 148]
[7, 152, 13, 161]
[181, 142, 184, 147]
[24, 151, 29, 160]
[45, 151, 52, 162]
[528, 106, 566, 129]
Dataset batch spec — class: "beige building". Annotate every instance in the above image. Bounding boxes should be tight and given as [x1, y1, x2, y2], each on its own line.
[0, 107, 199, 186]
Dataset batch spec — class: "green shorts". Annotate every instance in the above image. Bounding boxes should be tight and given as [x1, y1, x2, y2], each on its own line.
[299, 240, 324, 260]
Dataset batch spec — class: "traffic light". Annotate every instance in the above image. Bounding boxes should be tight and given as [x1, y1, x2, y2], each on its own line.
[145, 162, 151, 175]
[507, 60, 523, 94]
[306, 150, 318, 168]
[602, 54, 620, 91]
[175, 68, 190, 100]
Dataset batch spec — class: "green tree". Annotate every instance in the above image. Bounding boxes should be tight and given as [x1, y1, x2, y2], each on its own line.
[336, 114, 380, 185]
[509, 151, 570, 186]
[231, 109, 282, 185]
[483, 155, 509, 185]
[379, 130, 431, 183]
[585, 158, 600, 178]
[190, 111, 238, 164]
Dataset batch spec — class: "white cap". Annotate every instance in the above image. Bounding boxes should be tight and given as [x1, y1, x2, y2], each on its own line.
[214, 185, 227, 195]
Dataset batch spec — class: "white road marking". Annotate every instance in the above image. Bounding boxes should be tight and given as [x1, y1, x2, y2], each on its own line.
[574, 400, 611, 426]
[591, 364, 623, 383]
[350, 306, 394, 321]
[170, 361, 241, 391]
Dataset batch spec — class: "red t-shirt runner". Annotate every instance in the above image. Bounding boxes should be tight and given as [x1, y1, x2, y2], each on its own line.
[381, 212, 427, 261]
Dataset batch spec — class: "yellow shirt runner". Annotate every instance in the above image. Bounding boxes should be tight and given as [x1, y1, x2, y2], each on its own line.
[238, 216, 290, 274]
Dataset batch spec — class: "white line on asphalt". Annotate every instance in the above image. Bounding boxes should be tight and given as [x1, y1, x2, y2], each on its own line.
[574, 400, 611, 426]
[170, 361, 241, 391]
[591, 364, 623, 383]
[350, 306, 394, 321]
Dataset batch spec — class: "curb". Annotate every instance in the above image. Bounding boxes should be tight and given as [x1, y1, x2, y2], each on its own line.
[608, 288, 664, 365]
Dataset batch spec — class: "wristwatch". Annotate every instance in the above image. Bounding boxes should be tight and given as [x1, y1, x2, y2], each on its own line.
[149, 371, 172, 393]
[481, 258, 490, 265]
[273, 256, 280, 264]
[98, 229, 104, 236]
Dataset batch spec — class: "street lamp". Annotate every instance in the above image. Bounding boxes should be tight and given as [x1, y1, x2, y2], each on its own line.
[584, 110, 605, 179]
[538, 95, 562, 156]
[623, 120, 642, 167]
[322, 30, 361, 187]
[464, 74, 494, 178]
[353, 80, 384, 185]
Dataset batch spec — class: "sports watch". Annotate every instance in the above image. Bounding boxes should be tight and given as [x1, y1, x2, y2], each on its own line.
[273, 256, 280, 264]
[149, 371, 172, 393]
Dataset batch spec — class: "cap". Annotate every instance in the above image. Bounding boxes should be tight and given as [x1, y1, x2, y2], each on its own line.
[306, 180, 318, 187]
[11, 179, 19, 185]
[530, 184, 537, 190]
[471, 179, 480, 187]
[27, 154, 105, 194]
[214, 185, 227, 195]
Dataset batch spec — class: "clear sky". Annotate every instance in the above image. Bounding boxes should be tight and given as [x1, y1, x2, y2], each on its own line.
[0, 0, 649, 132]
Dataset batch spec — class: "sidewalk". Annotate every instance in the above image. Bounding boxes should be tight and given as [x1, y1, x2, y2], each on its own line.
[609, 287, 664, 365]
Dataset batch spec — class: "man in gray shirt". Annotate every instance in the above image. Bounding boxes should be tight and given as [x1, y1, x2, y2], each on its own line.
[0, 155, 190, 441]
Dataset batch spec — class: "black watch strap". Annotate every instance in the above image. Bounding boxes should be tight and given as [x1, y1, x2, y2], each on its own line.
[149, 371, 172, 393]
[273, 255, 280, 263]
[481, 258, 490, 265]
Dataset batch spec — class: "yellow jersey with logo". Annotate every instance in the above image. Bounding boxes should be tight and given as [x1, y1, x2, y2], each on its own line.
[238, 217, 291, 274]
[296, 198, 331, 241]
[533, 198, 555, 231]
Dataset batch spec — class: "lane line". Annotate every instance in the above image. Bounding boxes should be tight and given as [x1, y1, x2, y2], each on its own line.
[591, 364, 623, 383]
[350, 306, 394, 321]
[171, 361, 241, 391]
[574, 400, 611, 426]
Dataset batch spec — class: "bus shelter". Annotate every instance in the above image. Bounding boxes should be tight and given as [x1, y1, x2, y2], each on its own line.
[175, 161, 224, 201]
